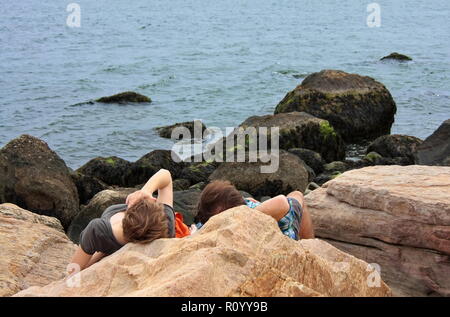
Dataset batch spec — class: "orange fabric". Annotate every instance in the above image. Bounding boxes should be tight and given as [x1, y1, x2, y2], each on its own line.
[174, 212, 190, 238]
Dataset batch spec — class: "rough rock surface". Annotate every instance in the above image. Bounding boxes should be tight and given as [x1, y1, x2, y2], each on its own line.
[156, 120, 207, 139]
[67, 188, 135, 243]
[305, 165, 450, 296]
[416, 119, 450, 166]
[96, 91, 151, 103]
[71, 171, 109, 205]
[367, 134, 422, 165]
[209, 150, 309, 198]
[238, 112, 345, 162]
[0, 203, 76, 297]
[288, 148, 325, 174]
[0, 135, 79, 229]
[173, 189, 201, 225]
[15, 207, 391, 297]
[76, 156, 134, 187]
[274, 70, 397, 143]
[131, 150, 186, 186]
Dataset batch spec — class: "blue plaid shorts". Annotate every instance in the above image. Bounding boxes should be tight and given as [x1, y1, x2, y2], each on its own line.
[245, 197, 303, 240]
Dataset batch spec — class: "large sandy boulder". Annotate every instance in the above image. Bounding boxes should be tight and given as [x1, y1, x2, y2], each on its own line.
[0, 203, 76, 297]
[15, 206, 391, 297]
[209, 150, 309, 198]
[0, 135, 79, 229]
[274, 70, 397, 143]
[305, 165, 450, 296]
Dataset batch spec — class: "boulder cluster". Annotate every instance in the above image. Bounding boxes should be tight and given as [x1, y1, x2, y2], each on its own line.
[0, 69, 448, 297]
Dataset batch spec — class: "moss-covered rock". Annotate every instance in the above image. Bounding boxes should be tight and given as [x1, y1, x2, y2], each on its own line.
[76, 156, 134, 187]
[70, 171, 109, 205]
[234, 112, 345, 162]
[209, 150, 309, 198]
[380, 52, 412, 61]
[155, 120, 207, 139]
[130, 150, 186, 186]
[274, 70, 397, 143]
[179, 161, 217, 185]
[96, 91, 151, 103]
[367, 134, 422, 165]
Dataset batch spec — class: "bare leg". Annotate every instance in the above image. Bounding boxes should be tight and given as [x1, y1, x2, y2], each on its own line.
[287, 191, 315, 239]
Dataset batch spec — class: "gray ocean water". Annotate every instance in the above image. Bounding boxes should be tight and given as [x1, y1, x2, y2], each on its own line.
[1, 0, 449, 169]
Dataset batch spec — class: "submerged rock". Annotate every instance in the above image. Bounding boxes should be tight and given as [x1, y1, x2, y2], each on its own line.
[274, 70, 397, 143]
[367, 134, 422, 165]
[156, 120, 207, 139]
[209, 150, 309, 198]
[380, 52, 413, 61]
[416, 119, 450, 166]
[306, 165, 450, 296]
[15, 206, 391, 297]
[96, 91, 151, 103]
[0, 135, 79, 229]
[0, 204, 76, 297]
[238, 112, 345, 162]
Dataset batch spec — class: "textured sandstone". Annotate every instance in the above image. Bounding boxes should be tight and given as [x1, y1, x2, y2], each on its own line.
[15, 207, 391, 297]
[305, 165, 450, 296]
[0, 203, 76, 297]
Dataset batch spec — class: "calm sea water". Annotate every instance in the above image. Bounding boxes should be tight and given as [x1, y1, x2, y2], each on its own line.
[1, 0, 449, 168]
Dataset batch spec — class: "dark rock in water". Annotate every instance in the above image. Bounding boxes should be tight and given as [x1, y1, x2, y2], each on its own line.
[416, 119, 450, 166]
[68, 188, 135, 243]
[76, 156, 134, 188]
[288, 148, 325, 174]
[237, 112, 345, 162]
[71, 172, 109, 205]
[180, 161, 217, 185]
[0, 135, 79, 229]
[380, 52, 412, 61]
[96, 91, 151, 103]
[274, 70, 397, 143]
[156, 120, 207, 139]
[172, 178, 191, 191]
[131, 150, 186, 186]
[367, 134, 422, 165]
[173, 189, 201, 225]
[209, 150, 309, 198]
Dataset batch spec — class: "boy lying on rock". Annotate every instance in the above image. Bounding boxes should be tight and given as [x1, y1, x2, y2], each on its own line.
[69, 169, 190, 274]
[193, 180, 314, 240]
[194, 180, 314, 240]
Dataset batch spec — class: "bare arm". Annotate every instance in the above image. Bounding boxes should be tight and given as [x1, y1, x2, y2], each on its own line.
[254, 195, 290, 221]
[126, 169, 173, 207]
[86, 252, 106, 268]
[68, 246, 92, 275]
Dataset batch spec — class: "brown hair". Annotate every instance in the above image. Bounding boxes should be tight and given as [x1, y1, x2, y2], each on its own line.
[195, 180, 245, 224]
[122, 197, 169, 244]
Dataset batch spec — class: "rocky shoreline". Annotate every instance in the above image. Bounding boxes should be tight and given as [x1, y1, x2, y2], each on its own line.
[0, 69, 449, 297]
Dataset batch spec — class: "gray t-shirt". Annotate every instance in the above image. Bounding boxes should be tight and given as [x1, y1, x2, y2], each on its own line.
[79, 203, 175, 255]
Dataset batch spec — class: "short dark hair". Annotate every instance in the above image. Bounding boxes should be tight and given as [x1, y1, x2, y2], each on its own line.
[122, 198, 169, 243]
[195, 180, 245, 224]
